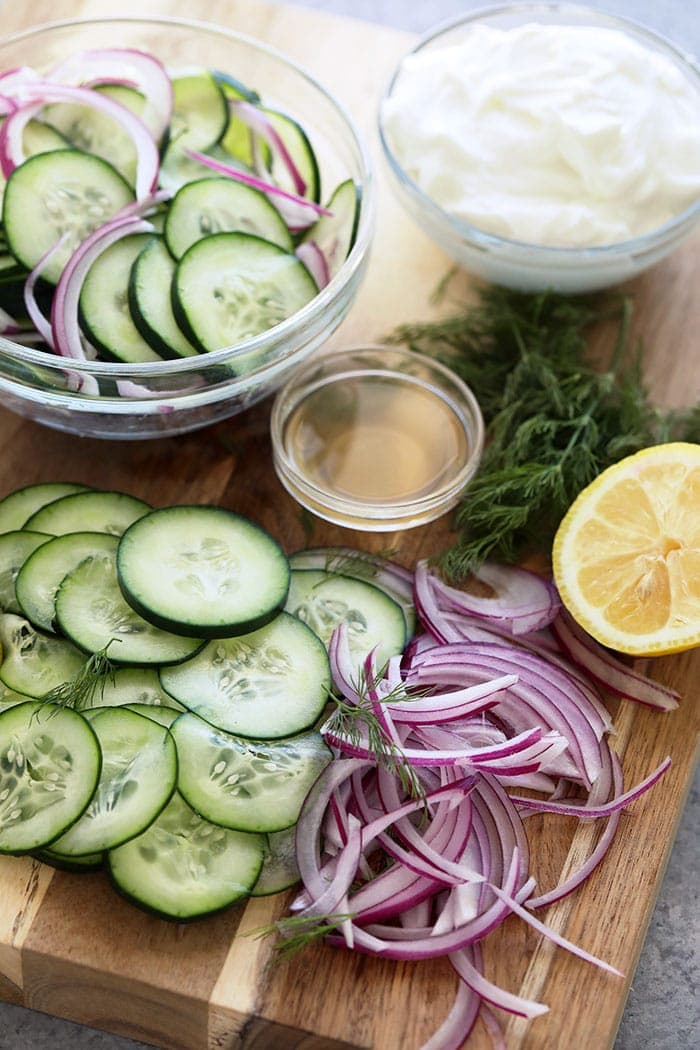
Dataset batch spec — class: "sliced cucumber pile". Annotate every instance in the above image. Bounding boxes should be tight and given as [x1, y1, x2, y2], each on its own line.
[0, 51, 362, 371]
[0, 483, 383, 920]
[0, 486, 417, 921]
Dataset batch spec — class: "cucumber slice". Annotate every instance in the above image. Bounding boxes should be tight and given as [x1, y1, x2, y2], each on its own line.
[171, 716, 331, 833]
[158, 143, 233, 195]
[0, 531, 52, 614]
[0, 120, 70, 209]
[164, 177, 292, 259]
[212, 72, 260, 106]
[0, 482, 90, 534]
[172, 232, 317, 354]
[43, 84, 145, 186]
[289, 546, 416, 638]
[117, 505, 290, 638]
[125, 703, 181, 729]
[301, 178, 360, 279]
[34, 845, 103, 872]
[50, 706, 177, 856]
[108, 790, 264, 920]
[170, 71, 228, 154]
[128, 237, 199, 359]
[2, 150, 134, 284]
[251, 826, 300, 896]
[92, 667, 184, 712]
[219, 90, 258, 168]
[0, 680, 33, 713]
[0, 701, 101, 854]
[285, 569, 407, 675]
[159, 612, 329, 738]
[262, 107, 320, 203]
[21, 120, 71, 153]
[79, 233, 162, 364]
[15, 531, 119, 632]
[0, 613, 85, 696]
[55, 553, 204, 666]
[24, 490, 151, 537]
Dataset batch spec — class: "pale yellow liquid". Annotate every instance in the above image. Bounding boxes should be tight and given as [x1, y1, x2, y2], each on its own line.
[284, 375, 470, 503]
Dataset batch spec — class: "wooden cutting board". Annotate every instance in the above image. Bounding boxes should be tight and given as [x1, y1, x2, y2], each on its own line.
[0, 1, 698, 1048]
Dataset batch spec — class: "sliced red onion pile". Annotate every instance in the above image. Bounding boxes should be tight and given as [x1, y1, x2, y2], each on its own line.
[283, 557, 674, 1049]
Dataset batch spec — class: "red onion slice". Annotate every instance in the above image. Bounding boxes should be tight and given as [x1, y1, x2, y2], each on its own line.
[51, 214, 153, 361]
[0, 83, 158, 198]
[295, 240, 330, 289]
[23, 234, 71, 348]
[416, 561, 560, 637]
[510, 755, 671, 819]
[49, 47, 173, 141]
[386, 676, 518, 725]
[422, 978, 481, 1050]
[551, 610, 680, 711]
[450, 948, 548, 1020]
[230, 99, 307, 196]
[185, 148, 332, 220]
[0, 306, 30, 336]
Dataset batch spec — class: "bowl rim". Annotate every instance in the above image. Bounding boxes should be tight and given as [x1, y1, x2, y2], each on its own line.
[270, 343, 485, 523]
[0, 14, 374, 379]
[378, 0, 700, 258]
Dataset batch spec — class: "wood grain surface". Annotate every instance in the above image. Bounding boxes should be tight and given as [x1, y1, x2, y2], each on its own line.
[0, 2, 698, 1049]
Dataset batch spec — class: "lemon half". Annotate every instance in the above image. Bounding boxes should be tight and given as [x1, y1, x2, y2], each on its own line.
[553, 442, 700, 656]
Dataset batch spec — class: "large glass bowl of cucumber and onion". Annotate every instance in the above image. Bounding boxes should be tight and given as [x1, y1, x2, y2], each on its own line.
[0, 17, 373, 439]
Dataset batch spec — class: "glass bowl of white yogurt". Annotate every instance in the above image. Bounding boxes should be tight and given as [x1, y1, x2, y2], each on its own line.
[378, 3, 700, 293]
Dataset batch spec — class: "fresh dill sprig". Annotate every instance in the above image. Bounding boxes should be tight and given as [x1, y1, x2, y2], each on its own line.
[250, 912, 354, 960]
[325, 668, 426, 801]
[40, 643, 118, 711]
[391, 287, 699, 578]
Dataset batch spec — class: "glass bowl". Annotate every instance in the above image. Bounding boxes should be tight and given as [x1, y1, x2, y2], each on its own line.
[270, 346, 484, 531]
[378, 2, 700, 294]
[0, 16, 373, 439]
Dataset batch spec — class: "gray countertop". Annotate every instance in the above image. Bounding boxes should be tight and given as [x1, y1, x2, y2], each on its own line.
[0, 1, 697, 1048]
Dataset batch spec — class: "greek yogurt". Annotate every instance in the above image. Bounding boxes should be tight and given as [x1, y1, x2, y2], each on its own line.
[382, 22, 700, 247]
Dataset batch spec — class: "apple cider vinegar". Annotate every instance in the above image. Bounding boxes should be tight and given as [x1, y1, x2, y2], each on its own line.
[271, 348, 484, 531]
[284, 373, 469, 503]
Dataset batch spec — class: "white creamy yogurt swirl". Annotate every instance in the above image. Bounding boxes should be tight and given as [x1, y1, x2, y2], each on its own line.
[382, 23, 700, 247]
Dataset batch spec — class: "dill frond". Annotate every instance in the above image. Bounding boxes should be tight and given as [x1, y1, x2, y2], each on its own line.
[391, 287, 698, 577]
[250, 912, 354, 960]
[40, 643, 118, 712]
[325, 668, 427, 802]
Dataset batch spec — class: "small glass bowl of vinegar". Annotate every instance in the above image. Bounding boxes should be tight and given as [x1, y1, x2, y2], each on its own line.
[270, 346, 484, 531]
